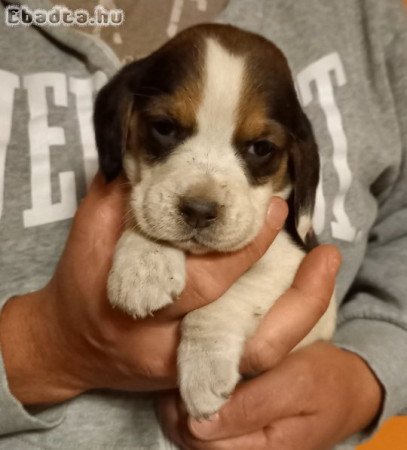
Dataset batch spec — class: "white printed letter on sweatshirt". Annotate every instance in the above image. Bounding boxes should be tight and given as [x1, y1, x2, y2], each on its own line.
[23, 72, 77, 227]
[297, 53, 357, 242]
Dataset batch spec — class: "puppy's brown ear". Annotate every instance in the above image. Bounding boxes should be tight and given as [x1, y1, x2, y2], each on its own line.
[93, 60, 147, 182]
[287, 110, 320, 245]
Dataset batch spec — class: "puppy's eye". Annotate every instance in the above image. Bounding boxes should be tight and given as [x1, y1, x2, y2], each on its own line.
[150, 119, 177, 145]
[247, 140, 276, 160]
[152, 119, 175, 136]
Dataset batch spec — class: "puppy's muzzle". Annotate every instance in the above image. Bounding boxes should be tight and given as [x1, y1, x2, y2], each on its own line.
[179, 197, 219, 229]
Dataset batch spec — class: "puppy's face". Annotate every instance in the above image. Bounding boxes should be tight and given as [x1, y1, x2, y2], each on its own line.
[95, 25, 319, 253]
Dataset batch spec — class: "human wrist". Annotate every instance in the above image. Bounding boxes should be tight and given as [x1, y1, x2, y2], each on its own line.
[0, 289, 87, 405]
[339, 346, 384, 432]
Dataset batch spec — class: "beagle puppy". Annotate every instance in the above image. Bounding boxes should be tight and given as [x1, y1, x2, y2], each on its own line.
[94, 24, 336, 419]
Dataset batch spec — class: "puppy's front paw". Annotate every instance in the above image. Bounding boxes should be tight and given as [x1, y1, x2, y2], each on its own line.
[108, 236, 185, 318]
[178, 313, 241, 419]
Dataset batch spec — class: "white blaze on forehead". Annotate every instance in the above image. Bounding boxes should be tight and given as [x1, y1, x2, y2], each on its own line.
[197, 37, 245, 146]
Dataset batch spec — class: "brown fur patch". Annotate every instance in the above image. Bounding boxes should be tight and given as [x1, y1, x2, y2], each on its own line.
[271, 153, 290, 191]
[144, 80, 203, 130]
[234, 80, 290, 189]
[137, 25, 207, 129]
[122, 27, 207, 163]
[234, 93, 288, 147]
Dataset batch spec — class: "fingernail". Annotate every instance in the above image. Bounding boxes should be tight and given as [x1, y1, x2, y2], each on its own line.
[266, 198, 287, 229]
[188, 413, 219, 438]
[327, 252, 341, 274]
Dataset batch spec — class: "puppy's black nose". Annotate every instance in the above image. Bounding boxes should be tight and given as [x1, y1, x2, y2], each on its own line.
[179, 197, 218, 229]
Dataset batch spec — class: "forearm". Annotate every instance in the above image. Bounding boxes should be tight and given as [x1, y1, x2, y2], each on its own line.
[0, 289, 85, 405]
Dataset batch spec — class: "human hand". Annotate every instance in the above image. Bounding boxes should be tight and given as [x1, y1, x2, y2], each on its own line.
[156, 244, 382, 449]
[0, 174, 288, 405]
[158, 341, 383, 450]
[157, 247, 383, 450]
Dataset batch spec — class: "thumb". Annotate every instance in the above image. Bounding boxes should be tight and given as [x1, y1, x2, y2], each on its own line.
[237, 196, 289, 266]
[240, 244, 341, 375]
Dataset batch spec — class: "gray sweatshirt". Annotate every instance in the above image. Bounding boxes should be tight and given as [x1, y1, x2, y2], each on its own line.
[0, 0, 406, 449]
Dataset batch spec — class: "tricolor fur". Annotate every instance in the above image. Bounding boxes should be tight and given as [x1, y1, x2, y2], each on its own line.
[94, 24, 336, 418]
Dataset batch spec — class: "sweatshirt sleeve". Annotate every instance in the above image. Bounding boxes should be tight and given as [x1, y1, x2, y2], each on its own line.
[0, 0, 119, 435]
[333, 2, 407, 443]
[0, 298, 66, 435]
